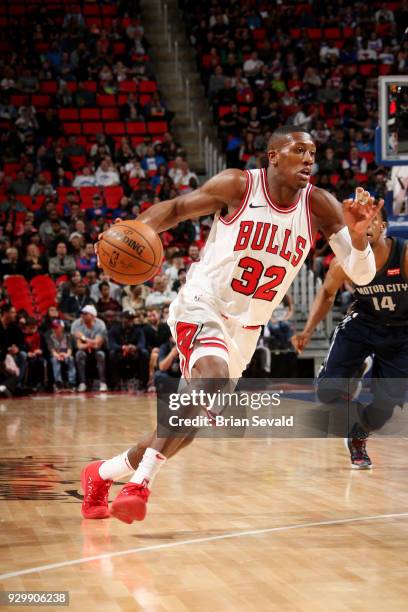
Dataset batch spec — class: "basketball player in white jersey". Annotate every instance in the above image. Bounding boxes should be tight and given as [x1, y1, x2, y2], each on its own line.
[81, 126, 383, 523]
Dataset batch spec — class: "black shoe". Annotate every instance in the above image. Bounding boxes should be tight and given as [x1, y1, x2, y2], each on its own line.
[345, 422, 372, 469]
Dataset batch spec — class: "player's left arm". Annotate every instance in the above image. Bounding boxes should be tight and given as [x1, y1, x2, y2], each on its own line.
[311, 186, 383, 285]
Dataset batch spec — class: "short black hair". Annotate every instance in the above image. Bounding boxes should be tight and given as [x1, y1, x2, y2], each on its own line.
[267, 126, 312, 150]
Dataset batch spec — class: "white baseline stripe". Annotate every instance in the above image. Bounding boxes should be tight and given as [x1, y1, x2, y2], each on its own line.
[1, 512, 407, 581]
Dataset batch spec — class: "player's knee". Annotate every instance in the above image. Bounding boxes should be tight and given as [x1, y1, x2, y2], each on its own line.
[316, 377, 345, 404]
[191, 355, 229, 379]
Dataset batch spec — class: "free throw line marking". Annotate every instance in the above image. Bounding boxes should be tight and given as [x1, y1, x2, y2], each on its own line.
[1, 512, 408, 580]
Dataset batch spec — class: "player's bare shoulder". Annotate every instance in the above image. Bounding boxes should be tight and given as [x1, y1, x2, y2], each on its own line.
[201, 168, 248, 212]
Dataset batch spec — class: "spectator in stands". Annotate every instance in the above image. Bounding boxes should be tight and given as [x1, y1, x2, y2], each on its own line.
[47, 146, 72, 179]
[22, 317, 47, 391]
[342, 146, 368, 174]
[64, 136, 86, 158]
[0, 347, 19, 397]
[97, 281, 122, 315]
[174, 161, 199, 189]
[95, 158, 120, 186]
[122, 284, 146, 312]
[60, 282, 95, 322]
[71, 305, 108, 392]
[69, 232, 85, 258]
[72, 166, 97, 188]
[0, 305, 27, 389]
[145, 275, 177, 309]
[264, 294, 295, 351]
[120, 93, 144, 121]
[141, 145, 166, 173]
[0, 189, 27, 213]
[90, 134, 111, 159]
[164, 252, 185, 284]
[23, 244, 48, 280]
[317, 147, 342, 175]
[48, 242, 76, 279]
[10, 170, 32, 195]
[46, 319, 76, 392]
[39, 211, 69, 247]
[108, 310, 149, 390]
[144, 91, 172, 122]
[0, 247, 23, 277]
[76, 243, 97, 275]
[30, 174, 54, 198]
[39, 305, 60, 335]
[154, 335, 181, 391]
[172, 268, 186, 292]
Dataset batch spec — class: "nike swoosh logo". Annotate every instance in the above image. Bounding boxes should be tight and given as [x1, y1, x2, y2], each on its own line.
[249, 203, 267, 209]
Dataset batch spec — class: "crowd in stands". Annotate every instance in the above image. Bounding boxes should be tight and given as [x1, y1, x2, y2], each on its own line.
[0, 0, 203, 396]
[3, 0, 405, 395]
[183, 0, 406, 193]
[182, 0, 407, 279]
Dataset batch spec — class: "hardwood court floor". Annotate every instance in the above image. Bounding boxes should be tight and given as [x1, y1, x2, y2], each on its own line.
[0, 394, 408, 612]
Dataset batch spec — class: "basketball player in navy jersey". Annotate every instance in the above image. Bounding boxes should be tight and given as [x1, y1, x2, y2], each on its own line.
[82, 126, 383, 523]
[292, 207, 408, 468]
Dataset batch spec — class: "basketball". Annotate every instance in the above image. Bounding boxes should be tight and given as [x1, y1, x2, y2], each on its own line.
[98, 220, 163, 285]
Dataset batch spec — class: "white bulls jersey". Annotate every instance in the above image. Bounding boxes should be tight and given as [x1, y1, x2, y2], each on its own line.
[186, 168, 314, 326]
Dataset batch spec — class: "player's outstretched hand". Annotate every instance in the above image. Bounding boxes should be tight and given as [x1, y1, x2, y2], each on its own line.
[94, 218, 122, 268]
[291, 330, 312, 354]
[342, 187, 384, 236]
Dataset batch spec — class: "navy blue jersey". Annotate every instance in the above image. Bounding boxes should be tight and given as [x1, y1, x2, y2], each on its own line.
[349, 237, 408, 327]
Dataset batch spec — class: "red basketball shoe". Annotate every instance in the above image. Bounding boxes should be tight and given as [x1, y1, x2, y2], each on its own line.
[110, 481, 151, 524]
[81, 460, 112, 519]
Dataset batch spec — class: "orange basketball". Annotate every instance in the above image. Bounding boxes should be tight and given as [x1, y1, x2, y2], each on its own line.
[98, 220, 163, 285]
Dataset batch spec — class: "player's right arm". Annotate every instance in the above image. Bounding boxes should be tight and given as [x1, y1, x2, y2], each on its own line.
[291, 259, 348, 354]
[135, 169, 247, 233]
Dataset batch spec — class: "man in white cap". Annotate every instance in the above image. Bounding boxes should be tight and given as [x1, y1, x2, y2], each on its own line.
[71, 305, 108, 392]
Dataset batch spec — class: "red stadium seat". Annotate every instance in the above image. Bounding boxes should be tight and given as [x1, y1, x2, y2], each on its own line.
[82, 122, 104, 135]
[119, 81, 138, 93]
[69, 155, 87, 170]
[359, 63, 376, 77]
[324, 28, 341, 39]
[63, 122, 82, 135]
[79, 186, 100, 207]
[101, 5, 116, 15]
[39, 81, 58, 94]
[101, 108, 119, 120]
[148, 121, 168, 134]
[97, 94, 116, 106]
[59, 108, 79, 120]
[79, 108, 101, 120]
[307, 28, 321, 40]
[105, 122, 125, 135]
[253, 28, 266, 42]
[80, 81, 97, 92]
[126, 122, 146, 135]
[3, 162, 21, 177]
[31, 95, 50, 107]
[139, 81, 157, 93]
[83, 4, 100, 15]
[113, 42, 126, 55]
[85, 17, 102, 27]
[104, 185, 124, 208]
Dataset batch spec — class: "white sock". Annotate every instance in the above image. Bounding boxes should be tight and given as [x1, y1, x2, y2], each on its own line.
[129, 447, 166, 489]
[99, 449, 134, 481]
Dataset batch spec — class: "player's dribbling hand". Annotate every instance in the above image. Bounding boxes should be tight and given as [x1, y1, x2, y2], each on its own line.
[291, 330, 312, 354]
[342, 187, 384, 236]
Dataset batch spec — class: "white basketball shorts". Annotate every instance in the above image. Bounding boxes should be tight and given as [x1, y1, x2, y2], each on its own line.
[168, 285, 261, 379]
